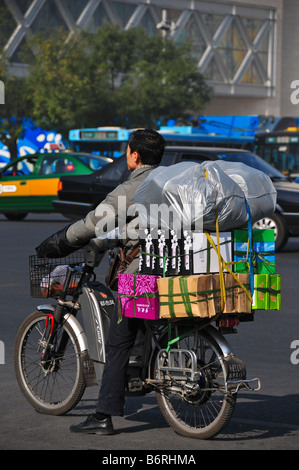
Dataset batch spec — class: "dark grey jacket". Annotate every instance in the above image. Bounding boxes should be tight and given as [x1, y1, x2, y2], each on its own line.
[66, 165, 156, 258]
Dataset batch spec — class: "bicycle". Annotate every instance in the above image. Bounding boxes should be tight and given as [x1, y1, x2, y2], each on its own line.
[14, 241, 260, 440]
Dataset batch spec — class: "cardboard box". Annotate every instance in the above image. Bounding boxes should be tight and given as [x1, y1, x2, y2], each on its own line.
[193, 232, 232, 274]
[252, 274, 281, 310]
[230, 273, 252, 313]
[157, 274, 219, 319]
[157, 272, 251, 319]
[118, 273, 160, 320]
[214, 273, 252, 314]
[234, 229, 275, 274]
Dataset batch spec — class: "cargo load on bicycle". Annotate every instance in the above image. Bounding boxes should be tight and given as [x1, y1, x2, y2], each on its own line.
[17, 159, 275, 440]
[117, 160, 280, 323]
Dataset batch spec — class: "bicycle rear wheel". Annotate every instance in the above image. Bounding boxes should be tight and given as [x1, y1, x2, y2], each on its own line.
[14, 309, 86, 415]
[155, 325, 236, 439]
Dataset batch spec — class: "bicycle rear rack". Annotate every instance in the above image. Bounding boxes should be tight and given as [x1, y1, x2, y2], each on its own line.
[156, 348, 261, 395]
[156, 349, 200, 381]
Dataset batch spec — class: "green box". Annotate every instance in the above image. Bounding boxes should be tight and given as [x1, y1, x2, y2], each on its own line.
[233, 229, 275, 274]
[269, 274, 281, 310]
[252, 274, 281, 310]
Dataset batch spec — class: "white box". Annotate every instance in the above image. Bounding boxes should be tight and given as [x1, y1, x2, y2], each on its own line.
[193, 232, 232, 274]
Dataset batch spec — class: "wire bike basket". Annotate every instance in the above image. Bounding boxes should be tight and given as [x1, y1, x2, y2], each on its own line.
[29, 251, 85, 298]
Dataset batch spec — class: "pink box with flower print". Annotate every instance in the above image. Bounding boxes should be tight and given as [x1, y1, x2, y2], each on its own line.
[118, 273, 160, 320]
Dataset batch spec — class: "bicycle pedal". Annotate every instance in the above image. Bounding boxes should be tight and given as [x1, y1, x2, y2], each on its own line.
[126, 376, 145, 395]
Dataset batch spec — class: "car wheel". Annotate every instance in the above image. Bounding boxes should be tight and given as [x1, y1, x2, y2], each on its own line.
[4, 213, 28, 221]
[253, 212, 288, 251]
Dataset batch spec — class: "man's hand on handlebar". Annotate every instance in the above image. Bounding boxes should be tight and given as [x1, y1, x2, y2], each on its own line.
[35, 225, 86, 259]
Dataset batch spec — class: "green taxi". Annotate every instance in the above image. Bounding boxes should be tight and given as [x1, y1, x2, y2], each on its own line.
[0, 151, 113, 220]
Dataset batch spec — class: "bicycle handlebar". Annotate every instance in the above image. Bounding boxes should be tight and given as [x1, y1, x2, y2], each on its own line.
[84, 237, 119, 268]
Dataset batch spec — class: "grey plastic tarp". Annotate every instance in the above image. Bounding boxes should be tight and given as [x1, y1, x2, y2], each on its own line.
[134, 160, 277, 232]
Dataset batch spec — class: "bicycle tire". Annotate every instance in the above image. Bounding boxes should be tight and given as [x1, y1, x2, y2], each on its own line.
[14, 309, 86, 415]
[154, 325, 236, 439]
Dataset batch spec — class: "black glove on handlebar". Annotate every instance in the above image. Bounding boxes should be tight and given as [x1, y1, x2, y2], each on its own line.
[35, 225, 85, 258]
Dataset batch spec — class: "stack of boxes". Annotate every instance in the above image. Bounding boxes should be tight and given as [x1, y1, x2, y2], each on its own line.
[118, 227, 281, 320]
[233, 229, 280, 310]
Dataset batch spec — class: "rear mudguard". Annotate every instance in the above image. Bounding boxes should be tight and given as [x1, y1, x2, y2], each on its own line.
[204, 324, 234, 357]
[204, 325, 247, 380]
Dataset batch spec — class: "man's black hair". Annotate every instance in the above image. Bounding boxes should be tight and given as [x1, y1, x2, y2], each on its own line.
[128, 129, 166, 165]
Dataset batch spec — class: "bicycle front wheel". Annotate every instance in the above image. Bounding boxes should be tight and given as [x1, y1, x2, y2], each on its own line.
[155, 325, 236, 439]
[14, 309, 86, 415]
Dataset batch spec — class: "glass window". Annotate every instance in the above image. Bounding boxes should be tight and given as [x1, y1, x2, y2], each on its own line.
[257, 32, 270, 73]
[14, 0, 33, 15]
[203, 57, 223, 81]
[217, 151, 286, 178]
[139, 10, 157, 36]
[76, 154, 112, 170]
[242, 17, 264, 42]
[0, 0, 17, 48]
[30, 0, 67, 33]
[3, 156, 37, 176]
[276, 149, 288, 174]
[288, 144, 299, 174]
[17, 157, 35, 174]
[85, 4, 109, 33]
[99, 155, 129, 181]
[39, 156, 76, 175]
[39, 156, 58, 175]
[11, 35, 35, 63]
[60, 0, 89, 20]
[112, 1, 136, 28]
[201, 13, 225, 37]
[160, 152, 177, 166]
[176, 15, 206, 62]
[241, 62, 263, 84]
[218, 19, 247, 79]
[180, 153, 212, 164]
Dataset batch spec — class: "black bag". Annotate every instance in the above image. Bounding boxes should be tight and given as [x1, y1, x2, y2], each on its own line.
[105, 245, 140, 291]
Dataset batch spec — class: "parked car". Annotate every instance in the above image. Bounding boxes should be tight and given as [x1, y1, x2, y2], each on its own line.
[52, 147, 299, 250]
[0, 151, 113, 220]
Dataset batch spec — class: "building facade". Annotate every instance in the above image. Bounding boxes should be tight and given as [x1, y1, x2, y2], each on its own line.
[1, 0, 298, 118]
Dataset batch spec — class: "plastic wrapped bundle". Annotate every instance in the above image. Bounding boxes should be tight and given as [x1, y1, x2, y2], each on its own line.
[134, 160, 277, 232]
[134, 161, 246, 231]
[207, 160, 277, 223]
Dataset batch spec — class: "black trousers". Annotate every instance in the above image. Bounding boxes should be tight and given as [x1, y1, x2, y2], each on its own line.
[96, 301, 144, 416]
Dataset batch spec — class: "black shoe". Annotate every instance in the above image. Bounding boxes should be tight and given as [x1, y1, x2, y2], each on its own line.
[70, 414, 115, 435]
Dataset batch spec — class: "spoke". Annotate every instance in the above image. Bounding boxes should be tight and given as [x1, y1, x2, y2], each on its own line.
[20, 320, 80, 406]
[159, 330, 229, 431]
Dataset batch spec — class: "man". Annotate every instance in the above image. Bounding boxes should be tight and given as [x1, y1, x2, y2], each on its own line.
[36, 129, 166, 435]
